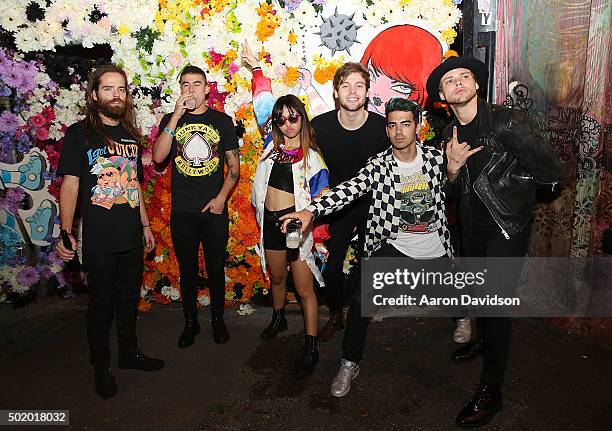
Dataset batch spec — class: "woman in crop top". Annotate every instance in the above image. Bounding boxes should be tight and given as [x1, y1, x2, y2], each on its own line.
[244, 42, 330, 375]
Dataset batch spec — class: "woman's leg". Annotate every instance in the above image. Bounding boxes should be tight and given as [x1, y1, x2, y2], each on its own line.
[265, 249, 289, 309]
[290, 258, 318, 336]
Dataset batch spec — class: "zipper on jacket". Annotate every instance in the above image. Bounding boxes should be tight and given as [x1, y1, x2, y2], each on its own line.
[471, 153, 512, 240]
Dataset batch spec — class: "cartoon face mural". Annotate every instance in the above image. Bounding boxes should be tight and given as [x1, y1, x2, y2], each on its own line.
[360, 25, 443, 114]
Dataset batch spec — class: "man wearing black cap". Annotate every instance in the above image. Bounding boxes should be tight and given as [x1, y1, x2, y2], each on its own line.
[426, 57, 562, 428]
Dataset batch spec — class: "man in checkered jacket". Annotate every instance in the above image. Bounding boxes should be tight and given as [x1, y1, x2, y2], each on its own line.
[281, 97, 453, 398]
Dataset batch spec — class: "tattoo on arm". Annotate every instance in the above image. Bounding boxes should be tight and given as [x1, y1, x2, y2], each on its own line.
[227, 148, 240, 161]
[229, 168, 239, 181]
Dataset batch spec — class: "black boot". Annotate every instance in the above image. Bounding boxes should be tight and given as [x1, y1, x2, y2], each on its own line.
[94, 363, 117, 399]
[260, 308, 288, 341]
[178, 315, 201, 348]
[211, 310, 229, 344]
[299, 335, 319, 375]
[118, 348, 165, 371]
[452, 337, 484, 362]
[455, 384, 503, 428]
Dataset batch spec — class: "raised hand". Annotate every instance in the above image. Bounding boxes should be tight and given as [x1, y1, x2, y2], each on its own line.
[297, 68, 312, 90]
[173, 92, 196, 117]
[446, 126, 484, 174]
[241, 40, 259, 69]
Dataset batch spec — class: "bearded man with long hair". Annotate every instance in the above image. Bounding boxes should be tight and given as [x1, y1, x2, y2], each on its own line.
[56, 64, 164, 399]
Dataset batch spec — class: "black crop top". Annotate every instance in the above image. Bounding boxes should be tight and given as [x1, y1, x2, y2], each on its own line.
[268, 160, 293, 193]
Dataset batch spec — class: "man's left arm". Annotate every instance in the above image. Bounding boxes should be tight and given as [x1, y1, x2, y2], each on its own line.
[203, 148, 240, 213]
[499, 113, 563, 188]
[138, 183, 155, 252]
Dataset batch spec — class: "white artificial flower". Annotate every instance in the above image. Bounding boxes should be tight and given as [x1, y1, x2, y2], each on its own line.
[293, 1, 317, 25]
[0, 5, 26, 33]
[198, 295, 211, 306]
[364, 7, 384, 26]
[237, 303, 254, 316]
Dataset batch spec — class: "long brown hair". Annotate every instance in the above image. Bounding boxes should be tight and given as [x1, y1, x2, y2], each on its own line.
[85, 64, 142, 146]
[269, 95, 320, 169]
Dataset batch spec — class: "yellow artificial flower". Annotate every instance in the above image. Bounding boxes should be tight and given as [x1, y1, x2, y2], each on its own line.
[118, 24, 130, 35]
[288, 31, 298, 45]
[441, 28, 457, 44]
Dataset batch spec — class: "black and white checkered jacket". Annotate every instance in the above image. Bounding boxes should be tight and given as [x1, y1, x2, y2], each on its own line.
[305, 144, 454, 258]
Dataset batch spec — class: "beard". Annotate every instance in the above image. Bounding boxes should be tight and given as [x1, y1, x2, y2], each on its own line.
[98, 98, 127, 120]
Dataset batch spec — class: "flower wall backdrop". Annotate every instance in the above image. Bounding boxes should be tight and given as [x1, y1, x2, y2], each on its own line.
[0, 0, 460, 308]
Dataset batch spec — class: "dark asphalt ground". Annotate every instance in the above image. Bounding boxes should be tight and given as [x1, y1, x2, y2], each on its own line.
[1, 296, 611, 431]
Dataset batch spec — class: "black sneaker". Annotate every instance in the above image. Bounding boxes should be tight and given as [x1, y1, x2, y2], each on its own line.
[118, 349, 165, 371]
[94, 365, 117, 399]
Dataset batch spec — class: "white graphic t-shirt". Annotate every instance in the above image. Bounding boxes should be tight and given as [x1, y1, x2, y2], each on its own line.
[388, 147, 446, 259]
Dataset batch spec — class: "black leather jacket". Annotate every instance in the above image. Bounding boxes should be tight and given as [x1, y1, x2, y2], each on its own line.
[445, 98, 563, 238]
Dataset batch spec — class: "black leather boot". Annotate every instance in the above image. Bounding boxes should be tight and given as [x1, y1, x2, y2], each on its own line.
[452, 337, 484, 362]
[299, 335, 319, 375]
[211, 310, 229, 344]
[178, 315, 201, 348]
[455, 384, 503, 428]
[260, 308, 288, 341]
[118, 348, 165, 371]
[94, 363, 117, 399]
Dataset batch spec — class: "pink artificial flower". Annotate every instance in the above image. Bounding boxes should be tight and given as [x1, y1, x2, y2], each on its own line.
[169, 52, 182, 68]
[227, 62, 240, 76]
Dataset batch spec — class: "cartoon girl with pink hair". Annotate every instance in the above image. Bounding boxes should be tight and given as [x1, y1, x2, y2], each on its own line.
[360, 25, 443, 114]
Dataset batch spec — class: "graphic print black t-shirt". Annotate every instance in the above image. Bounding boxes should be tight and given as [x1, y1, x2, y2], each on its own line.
[57, 122, 143, 255]
[159, 109, 239, 212]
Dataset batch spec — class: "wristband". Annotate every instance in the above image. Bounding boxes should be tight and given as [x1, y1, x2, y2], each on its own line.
[142, 224, 150, 227]
[163, 127, 176, 137]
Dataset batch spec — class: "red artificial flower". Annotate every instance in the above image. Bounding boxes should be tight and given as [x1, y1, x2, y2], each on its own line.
[29, 113, 47, 128]
[36, 127, 49, 141]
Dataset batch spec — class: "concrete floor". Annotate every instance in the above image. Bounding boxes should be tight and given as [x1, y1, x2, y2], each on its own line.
[1, 296, 611, 431]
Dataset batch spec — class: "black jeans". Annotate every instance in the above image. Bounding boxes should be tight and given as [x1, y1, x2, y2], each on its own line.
[342, 243, 450, 363]
[171, 209, 229, 317]
[84, 247, 143, 366]
[323, 199, 368, 314]
[462, 227, 530, 388]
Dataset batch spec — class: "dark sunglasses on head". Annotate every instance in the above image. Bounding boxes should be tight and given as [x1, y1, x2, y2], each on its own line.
[273, 113, 301, 127]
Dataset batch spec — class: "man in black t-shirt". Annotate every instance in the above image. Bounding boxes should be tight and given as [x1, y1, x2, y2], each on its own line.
[56, 64, 164, 400]
[310, 62, 390, 341]
[153, 65, 240, 347]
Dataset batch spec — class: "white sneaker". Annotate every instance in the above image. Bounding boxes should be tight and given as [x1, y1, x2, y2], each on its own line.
[453, 318, 472, 344]
[330, 359, 360, 398]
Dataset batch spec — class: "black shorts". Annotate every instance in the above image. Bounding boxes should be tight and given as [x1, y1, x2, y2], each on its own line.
[263, 206, 298, 256]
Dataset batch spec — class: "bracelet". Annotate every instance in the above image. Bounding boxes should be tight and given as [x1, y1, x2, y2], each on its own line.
[142, 224, 151, 227]
[163, 127, 175, 137]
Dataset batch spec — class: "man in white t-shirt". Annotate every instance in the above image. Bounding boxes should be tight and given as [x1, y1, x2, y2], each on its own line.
[280, 97, 453, 397]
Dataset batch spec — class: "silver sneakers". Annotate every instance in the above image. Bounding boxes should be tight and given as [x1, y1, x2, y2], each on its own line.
[330, 359, 360, 398]
[453, 317, 472, 344]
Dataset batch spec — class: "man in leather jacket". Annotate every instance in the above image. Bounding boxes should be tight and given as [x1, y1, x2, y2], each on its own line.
[426, 56, 563, 428]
